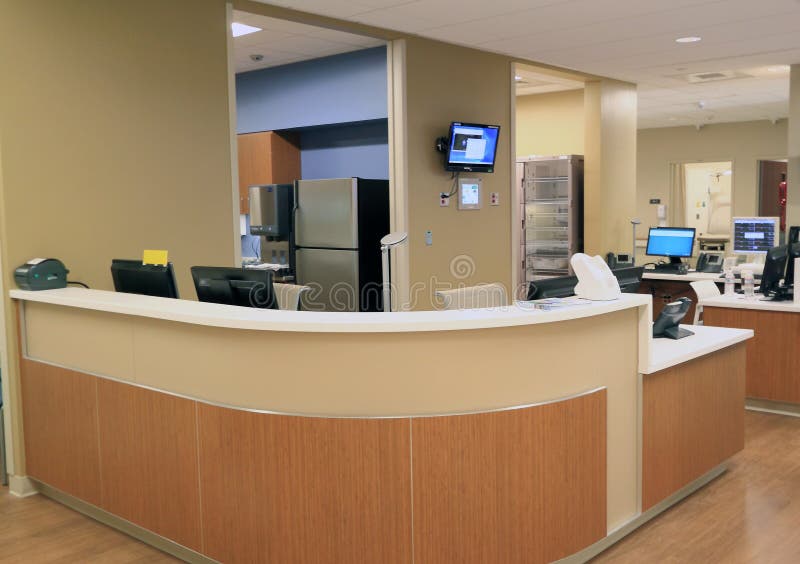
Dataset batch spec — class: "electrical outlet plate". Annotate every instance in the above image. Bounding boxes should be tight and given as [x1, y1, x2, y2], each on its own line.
[440, 195, 449, 206]
[425, 230, 433, 246]
[490, 192, 499, 206]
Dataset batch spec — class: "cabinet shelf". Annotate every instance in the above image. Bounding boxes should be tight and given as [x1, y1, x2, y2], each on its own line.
[526, 198, 569, 204]
[518, 155, 584, 285]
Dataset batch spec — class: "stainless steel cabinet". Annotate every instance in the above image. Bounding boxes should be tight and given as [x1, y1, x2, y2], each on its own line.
[518, 155, 583, 284]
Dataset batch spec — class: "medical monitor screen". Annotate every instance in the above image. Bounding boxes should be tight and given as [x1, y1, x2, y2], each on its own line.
[646, 227, 696, 258]
[732, 217, 778, 255]
[445, 122, 500, 173]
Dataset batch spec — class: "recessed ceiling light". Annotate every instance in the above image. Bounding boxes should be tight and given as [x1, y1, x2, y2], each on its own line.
[668, 117, 678, 121]
[675, 36, 702, 43]
[514, 75, 522, 81]
[232, 22, 261, 38]
[767, 65, 790, 72]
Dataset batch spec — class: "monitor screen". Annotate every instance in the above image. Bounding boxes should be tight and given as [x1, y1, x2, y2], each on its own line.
[527, 275, 578, 300]
[760, 245, 788, 297]
[785, 242, 800, 288]
[446, 122, 500, 173]
[611, 266, 644, 294]
[111, 259, 179, 299]
[646, 227, 696, 258]
[732, 217, 778, 254]
[460, 182, 480, 206]
[191, 266, 278, 310]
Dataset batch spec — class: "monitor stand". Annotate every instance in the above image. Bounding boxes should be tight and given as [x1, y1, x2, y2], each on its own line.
[654, 257, 688, 274]
[761, 286, 793, 302]
[661, 326, 695, 340]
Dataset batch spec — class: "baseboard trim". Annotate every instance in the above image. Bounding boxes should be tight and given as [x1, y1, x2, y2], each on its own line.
[746, 398, 800, 418]
[8, 475, 38, 497]
[33, 480, 218, 564]
[555, 462, 728, 563]
[29, 464, 728, 564]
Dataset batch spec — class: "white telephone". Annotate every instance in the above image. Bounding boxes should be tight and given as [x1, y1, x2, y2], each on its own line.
[570, 253, 622, 301]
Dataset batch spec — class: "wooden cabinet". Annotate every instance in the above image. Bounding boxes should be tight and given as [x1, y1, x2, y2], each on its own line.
[237, 131, 301, 214]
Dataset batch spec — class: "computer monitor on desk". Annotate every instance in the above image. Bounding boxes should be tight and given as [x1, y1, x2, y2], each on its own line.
[111, 260, 179, 299]
[612, 266, 645, 293]
[191, 266, 278, 309]
[527, 275, 578, 300]
[783, 243, 800, 290]
[759, 245, 791, 300]
[732, 217, 778, 255]
[646, 227, 696, 273]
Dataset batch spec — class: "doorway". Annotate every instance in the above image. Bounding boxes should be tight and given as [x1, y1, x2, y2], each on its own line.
[681, 161, 733, 241]
[758, 159, 788, 232]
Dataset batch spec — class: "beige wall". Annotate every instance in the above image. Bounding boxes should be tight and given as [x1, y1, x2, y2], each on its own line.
[637, 120, 788, 231]
[584, 80, 638, 256]
[404, 38, 513, 309]
[515, 89, 585, 157]
[0, 0, 236, 472]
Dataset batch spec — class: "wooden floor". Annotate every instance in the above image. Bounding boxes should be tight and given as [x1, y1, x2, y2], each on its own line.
[0, 411, 799, 563]
[594, 410, 800, 563]
[0, 486, 176, 563]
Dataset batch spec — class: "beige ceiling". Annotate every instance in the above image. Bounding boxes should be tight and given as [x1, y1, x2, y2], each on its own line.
[232, 10, 384, 74]
[515, 64, 584, 96]
[253, 0, 800, 129]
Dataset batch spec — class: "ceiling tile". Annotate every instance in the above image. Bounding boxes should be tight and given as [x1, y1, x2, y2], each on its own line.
[241, 0, 800, 128]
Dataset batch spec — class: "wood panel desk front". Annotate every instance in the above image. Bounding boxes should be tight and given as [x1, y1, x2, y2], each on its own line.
[703, 296, 800, 410]
[9, 289, 751, 564]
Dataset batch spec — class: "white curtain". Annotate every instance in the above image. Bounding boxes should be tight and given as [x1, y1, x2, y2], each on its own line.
[669, 163, 687, 226]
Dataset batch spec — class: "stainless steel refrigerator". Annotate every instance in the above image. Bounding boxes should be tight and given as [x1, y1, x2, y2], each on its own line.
[294, 178, 390, 312]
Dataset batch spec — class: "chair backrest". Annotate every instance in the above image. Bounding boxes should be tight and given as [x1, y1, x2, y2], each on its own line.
[435, 284, 509, 310]
[690, 279, 721, 301]
[274, 283, 311, 311]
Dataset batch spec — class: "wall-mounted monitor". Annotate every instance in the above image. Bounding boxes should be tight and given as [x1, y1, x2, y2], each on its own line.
[445, 122, 500, 173]
[732, 216, 778, 255]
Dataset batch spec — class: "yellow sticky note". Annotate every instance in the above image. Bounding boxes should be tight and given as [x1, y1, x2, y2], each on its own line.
[142, 249, 168, 266]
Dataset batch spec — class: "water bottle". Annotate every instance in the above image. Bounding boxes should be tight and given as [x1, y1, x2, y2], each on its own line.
[742, 270, 755, 298]
[724, 270, 735, 296]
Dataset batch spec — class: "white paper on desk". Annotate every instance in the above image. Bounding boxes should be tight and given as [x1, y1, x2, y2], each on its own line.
[244, 262, 289, 271]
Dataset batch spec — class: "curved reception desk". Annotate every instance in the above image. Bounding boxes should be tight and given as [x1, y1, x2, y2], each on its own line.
[9, 289, 752, 563]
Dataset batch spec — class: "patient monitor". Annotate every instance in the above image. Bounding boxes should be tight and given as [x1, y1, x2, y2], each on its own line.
[570, 253, 622, 301]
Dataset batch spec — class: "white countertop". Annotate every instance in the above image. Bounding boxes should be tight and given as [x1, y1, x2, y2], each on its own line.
[644, 324, 753, 374]
[10, 288, 652, 333]
[701, 293, 800, 313]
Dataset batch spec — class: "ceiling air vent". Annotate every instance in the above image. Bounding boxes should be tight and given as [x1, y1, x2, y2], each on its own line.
[685, 70, 750, 83]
